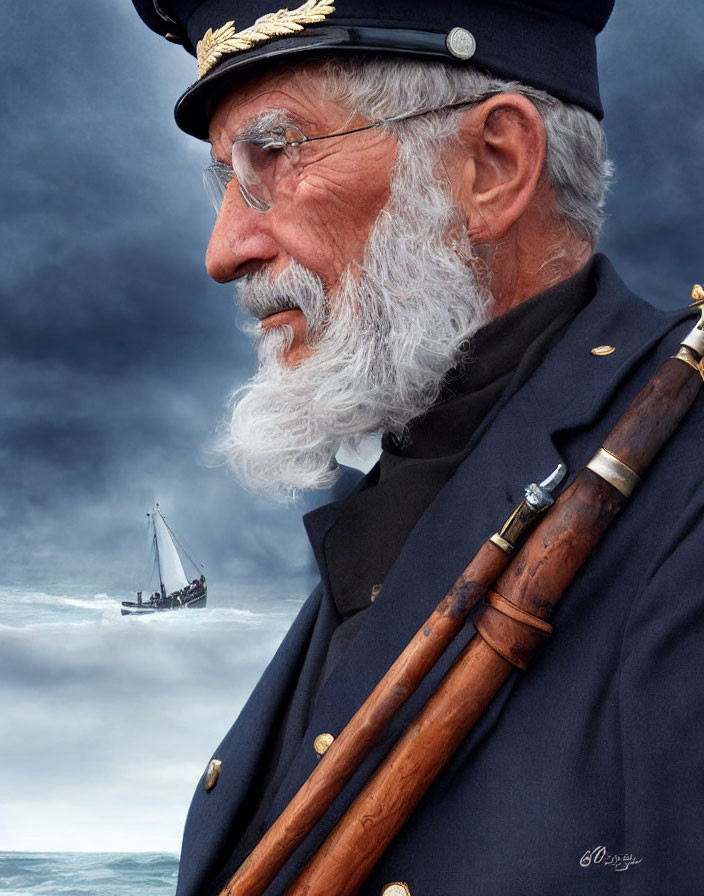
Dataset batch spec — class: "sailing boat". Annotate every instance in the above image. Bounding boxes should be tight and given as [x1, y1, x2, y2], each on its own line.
[121, 505, 207, 616]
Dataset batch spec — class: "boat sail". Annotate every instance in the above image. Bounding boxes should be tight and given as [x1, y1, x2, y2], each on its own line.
[121, 505, 207, 615]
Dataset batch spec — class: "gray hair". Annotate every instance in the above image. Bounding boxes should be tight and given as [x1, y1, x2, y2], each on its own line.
[321, 58, 612, 246]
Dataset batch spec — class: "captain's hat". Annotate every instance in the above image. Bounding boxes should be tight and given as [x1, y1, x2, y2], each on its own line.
[132, 0, 615, 139]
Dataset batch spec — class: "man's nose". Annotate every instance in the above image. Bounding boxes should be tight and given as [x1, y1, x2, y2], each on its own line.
[205, 185, 278, 282]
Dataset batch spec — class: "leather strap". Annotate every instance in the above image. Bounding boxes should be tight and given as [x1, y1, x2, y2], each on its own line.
[486, 590, 553, 635]
[475, 589, 553, 670]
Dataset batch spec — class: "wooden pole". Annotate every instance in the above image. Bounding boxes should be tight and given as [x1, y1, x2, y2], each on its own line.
[222, 540, 509, 896]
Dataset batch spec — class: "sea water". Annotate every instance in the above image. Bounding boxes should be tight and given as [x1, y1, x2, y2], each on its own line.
[0, 584, 305, 889]
[0, 852, 178, 896]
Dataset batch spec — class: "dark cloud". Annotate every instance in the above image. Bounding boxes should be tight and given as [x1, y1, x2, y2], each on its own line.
[1, 1, 316, 592]
[598, 0, 704, 301]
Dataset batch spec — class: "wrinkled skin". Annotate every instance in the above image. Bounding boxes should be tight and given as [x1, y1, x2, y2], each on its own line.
[207, 66, 399, 366]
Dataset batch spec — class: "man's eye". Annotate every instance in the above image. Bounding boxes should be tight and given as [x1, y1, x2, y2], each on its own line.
[257, 137, 287, 152]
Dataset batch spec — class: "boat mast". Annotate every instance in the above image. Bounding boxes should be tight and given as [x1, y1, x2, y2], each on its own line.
[151, 508, 166, 599]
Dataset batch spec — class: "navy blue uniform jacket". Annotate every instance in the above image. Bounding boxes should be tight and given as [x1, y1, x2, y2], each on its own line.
[177, 258, 704, 895]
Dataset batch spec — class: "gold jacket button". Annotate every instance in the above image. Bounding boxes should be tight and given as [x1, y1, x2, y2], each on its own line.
[591, 344, 616, 356]
[381, 884, 411, 896]
[313, 733, 334, 755]
[203, 758, 222, 791]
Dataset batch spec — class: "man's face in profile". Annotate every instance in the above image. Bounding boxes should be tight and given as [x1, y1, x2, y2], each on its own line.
[206, 64, 400, 367]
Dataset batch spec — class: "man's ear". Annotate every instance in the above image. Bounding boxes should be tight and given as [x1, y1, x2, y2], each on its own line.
[453, 93, 547, 244]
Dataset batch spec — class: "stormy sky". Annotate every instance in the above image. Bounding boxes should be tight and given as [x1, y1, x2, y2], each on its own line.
[1, 0, 703, 856]
[2, 1, 703, 593]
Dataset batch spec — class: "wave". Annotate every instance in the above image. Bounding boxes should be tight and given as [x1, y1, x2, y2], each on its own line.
[0, 584, 306, 631]
[0, 586, 304, 855]
[0, 852, 178, 896]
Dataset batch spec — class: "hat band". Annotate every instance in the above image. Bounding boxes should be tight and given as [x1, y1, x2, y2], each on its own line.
[176, 7, 604, 139]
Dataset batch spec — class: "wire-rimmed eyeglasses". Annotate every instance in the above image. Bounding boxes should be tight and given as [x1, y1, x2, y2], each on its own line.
[203, 91, 499, 214]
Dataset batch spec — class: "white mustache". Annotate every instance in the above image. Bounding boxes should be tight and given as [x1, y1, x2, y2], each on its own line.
[237, 264, 330, 329]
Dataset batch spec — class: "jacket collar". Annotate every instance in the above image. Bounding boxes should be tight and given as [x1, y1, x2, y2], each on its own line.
[305, 254, 686, 603]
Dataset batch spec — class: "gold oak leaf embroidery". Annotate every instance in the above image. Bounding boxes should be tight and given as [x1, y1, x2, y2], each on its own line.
[197, 0, 336, 77]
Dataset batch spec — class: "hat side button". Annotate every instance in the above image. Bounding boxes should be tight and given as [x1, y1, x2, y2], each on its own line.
[446, 28, 476, 60]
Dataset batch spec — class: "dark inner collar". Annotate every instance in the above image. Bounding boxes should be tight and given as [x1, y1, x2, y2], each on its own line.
[381, 259, 596, 462]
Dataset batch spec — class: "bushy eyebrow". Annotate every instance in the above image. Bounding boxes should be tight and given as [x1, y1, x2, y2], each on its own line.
[240, 109, 292, 139]
[210, 109, 295, 162]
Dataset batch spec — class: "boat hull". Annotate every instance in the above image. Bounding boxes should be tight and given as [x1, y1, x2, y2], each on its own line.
[121, 589, 207, 616]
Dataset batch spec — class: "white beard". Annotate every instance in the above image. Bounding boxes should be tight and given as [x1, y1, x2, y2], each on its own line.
[222, 144, 493, 501]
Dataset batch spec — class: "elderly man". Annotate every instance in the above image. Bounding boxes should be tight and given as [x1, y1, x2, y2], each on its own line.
[132, 1, 704, 894]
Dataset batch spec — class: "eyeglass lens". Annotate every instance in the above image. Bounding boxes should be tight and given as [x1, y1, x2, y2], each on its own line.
[203, 124, 306, 214]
